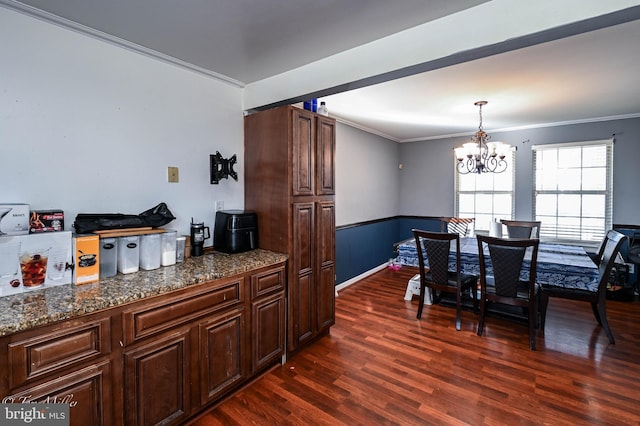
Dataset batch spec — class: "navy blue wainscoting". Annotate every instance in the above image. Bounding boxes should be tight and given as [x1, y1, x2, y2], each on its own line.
[336, 216, 444, 284]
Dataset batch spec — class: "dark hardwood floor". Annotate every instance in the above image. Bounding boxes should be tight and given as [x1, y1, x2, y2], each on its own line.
[190, 267, 640, 425]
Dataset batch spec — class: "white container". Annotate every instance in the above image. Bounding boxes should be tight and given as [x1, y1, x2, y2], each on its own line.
[99, 237, 118, 278]
[317, 101, 329, 116]
[161, 230, 177, 266]
[489, 219, 503, 237]
[176, 236, 186, 262]
[118, 236, 139, 274]
[139, 234, 161, 270]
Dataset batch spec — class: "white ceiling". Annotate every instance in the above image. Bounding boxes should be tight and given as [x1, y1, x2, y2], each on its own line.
[323, 19, 640, 141]
[4, 0, 640, 141]
[6, 0, 488, 83]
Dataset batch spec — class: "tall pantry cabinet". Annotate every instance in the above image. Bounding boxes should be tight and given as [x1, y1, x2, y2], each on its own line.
[244, 105, 336, 354]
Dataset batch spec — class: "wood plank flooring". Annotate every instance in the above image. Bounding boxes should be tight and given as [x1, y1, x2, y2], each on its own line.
[190, 267, 640, 425]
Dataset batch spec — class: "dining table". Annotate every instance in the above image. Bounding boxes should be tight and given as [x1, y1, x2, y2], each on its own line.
[396, 236, 600, 292]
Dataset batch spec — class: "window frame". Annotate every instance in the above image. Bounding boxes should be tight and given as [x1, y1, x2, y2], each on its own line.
[531, 139, 613, 246]
[454, 149, 516, 232]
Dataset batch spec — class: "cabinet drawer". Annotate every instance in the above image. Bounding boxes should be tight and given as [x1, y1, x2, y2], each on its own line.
[251, 265, 285, 300]
[5, 360, 113, 426]
[8, 318, 111, 389]
[123, 278, 244, 345]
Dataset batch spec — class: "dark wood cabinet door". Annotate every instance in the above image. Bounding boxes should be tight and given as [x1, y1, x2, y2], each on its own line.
[124, 330, 191, 426]
[292, 109, 315, 196]
[316, 116, 336, 195]
[6, 361, 112, 426]
[199, 309, 246, 405]
[317, 201, 336, 331]
[290, 202, 315, 350]
[318, 262, 336, 332]
[252, 293, 285, 372]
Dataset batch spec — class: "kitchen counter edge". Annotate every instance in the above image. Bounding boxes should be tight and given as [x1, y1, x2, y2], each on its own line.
[0, 248, 288, 336]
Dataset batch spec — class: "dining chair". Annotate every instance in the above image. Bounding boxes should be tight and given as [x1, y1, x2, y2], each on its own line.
[412, 229, 478, 330]
[476, 235, 540, 350]
[500, 219, 541, 239]
[445, 217, 475, 237]
[539, 229, 626, 344]
[586, 231, 613, 267]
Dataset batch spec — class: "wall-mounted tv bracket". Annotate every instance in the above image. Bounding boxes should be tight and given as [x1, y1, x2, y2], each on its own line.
[210, 151, 238, 184]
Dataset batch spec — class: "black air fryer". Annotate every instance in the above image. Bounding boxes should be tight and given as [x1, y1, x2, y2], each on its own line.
[214, 210, 258, 254]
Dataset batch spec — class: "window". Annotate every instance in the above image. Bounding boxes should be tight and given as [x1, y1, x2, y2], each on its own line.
[532, 139, 613, 244]
[455, 151, 515, 232]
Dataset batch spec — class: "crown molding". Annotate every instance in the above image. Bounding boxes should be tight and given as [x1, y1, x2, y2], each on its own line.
[331, 116, 401, 143]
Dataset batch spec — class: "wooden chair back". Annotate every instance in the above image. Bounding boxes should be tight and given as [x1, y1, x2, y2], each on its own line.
[500, 220, 541, 239]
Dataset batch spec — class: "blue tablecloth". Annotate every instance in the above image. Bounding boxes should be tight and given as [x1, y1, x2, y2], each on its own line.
[396, 237, 600, 292]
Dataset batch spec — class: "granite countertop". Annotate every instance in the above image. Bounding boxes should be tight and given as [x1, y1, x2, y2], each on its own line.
[0, 249, 287, 337]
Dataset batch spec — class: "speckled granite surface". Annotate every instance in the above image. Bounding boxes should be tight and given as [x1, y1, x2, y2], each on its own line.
[0, 249, 287, 337]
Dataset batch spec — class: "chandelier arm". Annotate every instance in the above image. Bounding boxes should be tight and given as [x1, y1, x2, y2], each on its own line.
[482, 156, 508, 173]
[456, 157, 478, 174]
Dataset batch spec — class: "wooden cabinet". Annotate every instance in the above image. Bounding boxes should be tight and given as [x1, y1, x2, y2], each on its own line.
[1, 314, 114, 426]
[251, 266, 286, 372]
[198, 308, 246, 405]
[121, 276, 247, 425]
[317, 200, 336, 331]
[124, 328, 191, 426]
[245, 106, 336, 354]
[121, 275, 252, 425]
[0, 260, 286, 426]
[8, 361, 113, 426]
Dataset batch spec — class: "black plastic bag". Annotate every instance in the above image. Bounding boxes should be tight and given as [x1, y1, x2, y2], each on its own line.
[139, 203, 176, 227]
[73, 203, 176, 234]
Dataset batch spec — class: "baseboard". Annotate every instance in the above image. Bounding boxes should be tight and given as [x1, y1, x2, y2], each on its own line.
[335, 263, 388, 296]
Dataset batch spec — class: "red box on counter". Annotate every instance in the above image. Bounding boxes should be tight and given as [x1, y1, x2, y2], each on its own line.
[30, 210, 64, 233]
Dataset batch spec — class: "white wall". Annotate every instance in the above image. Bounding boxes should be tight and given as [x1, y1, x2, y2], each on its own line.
[335, 123, 399, 226]
[0, 8, 244, 244]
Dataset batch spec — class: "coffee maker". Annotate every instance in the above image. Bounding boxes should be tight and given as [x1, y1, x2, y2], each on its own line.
[190, 218, 210, 257]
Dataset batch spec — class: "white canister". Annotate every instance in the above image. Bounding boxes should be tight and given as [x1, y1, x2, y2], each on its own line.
[161, 230, 177, 266]
[489, 219, 503, 237]
[139, 234, 161, 270]
[117, 236, 139, 274]
[176, 236, 186, 262]
[99, 237, 118, 278]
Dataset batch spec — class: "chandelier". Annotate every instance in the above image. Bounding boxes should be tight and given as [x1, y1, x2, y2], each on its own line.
[454, 101, 509, 174]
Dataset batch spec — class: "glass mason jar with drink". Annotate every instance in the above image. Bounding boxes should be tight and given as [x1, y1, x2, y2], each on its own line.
[20, 248, 49, 288]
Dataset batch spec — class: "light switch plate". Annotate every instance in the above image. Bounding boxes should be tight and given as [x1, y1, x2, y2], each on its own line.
[168, 166, 179, 183]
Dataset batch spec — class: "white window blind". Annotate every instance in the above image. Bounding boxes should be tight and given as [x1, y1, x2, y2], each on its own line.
[455, 150, 515, 232]
[532, 139, 613, 244]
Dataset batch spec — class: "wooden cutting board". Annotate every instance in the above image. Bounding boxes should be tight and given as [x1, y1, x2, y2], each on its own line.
[94, 227, 166, 238]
